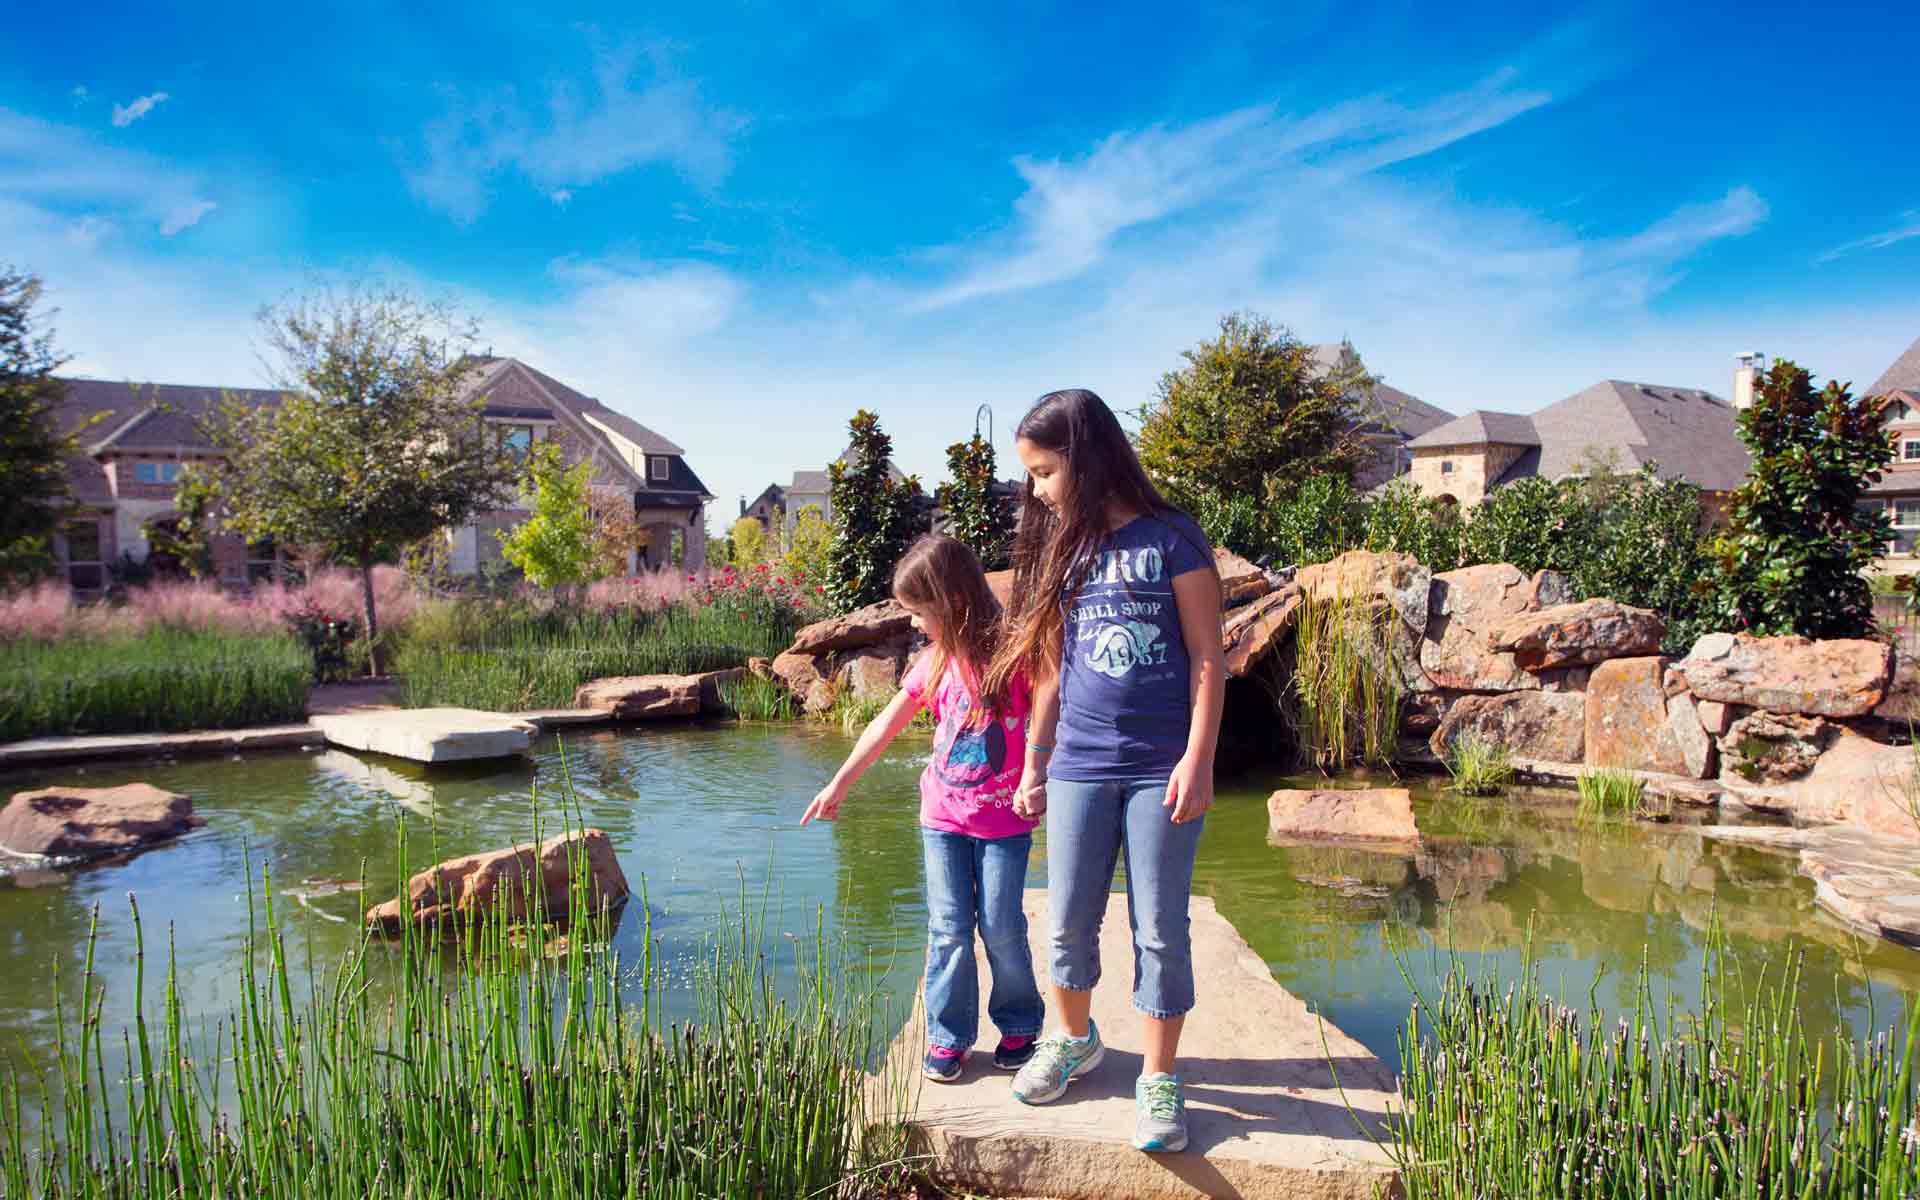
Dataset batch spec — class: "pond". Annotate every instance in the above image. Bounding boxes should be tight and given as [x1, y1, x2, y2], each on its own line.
[2, 722, 1917, 1081]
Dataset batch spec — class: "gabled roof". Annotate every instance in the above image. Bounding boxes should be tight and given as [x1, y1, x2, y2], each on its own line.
[790, 469, 832, 495]
[54, 377, 286, 503]
[1868, 335, 1920, 399]
[1309, 343, 1454, 441]
[1407, 410, 1541, 449]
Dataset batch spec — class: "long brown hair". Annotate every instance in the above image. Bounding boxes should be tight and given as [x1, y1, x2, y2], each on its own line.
[893, 534, 1008, 727]
[985, 389, 1178, 696]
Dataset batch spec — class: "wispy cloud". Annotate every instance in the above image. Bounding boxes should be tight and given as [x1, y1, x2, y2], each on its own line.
[111, 92, 170, 127]
[1819, 210, 1920, 264]
[0, 107, 217, 238]
[399, 36, 746, 224]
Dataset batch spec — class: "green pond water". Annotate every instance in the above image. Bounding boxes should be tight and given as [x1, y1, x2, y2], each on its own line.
[2, 722, 1918, 1083]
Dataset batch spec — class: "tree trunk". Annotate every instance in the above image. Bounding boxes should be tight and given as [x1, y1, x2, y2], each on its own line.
[360, 563, 383, 677]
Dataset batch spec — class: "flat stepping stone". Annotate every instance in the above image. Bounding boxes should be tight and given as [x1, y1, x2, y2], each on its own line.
[875, 890, 1398, 1199]
[311, 707, 534, 764]
[0, 725, 320, 767]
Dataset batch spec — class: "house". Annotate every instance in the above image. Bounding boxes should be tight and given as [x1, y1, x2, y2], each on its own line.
[748, 445, 916, 534]
[1859, 334, 1920, 571]
[1309, 343, 1457, 490]
[1402, 376, 1751, 514]
[48, 356, 713, 594]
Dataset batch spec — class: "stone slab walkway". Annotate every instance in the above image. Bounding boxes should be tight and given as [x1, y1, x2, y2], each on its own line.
[1699, 824, 1920, 947]
[874, 890, 1398, 1200]
[311, 707, 537, 764]
[0, 725, 322, 768]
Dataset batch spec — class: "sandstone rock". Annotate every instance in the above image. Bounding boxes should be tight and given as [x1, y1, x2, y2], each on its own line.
[1401, 690, 1454, 736]
[1696, 698, 1734, 735]
[365, 828, 628, 934]
[311, 707, 535, 763]
[1874, 649, 1920, 723]
[770, 651, 836, 714]
[1222, 587, 1301, 677]
[1487, 599, 1666, 671]
[1538, 667, 1591, 693]
[1215, 547, 1270, 607]
[1420, 564, 1574, 692]
[1721, 730, 1918, 832]
[788, 599, 913, 656]
[0, 783, 202, 859]
[747, 656, 774, 680]
[1720, 710, 1829, 785]
[1267, 787, 1418, 849]
[695, 668, 747, 714]
[1585, 657, 1688, 776]
[1431, 691, 1585, 763]
[573, 675, 702, 720]
[1295, 550, 1431, 638]
[1666, 692, 1717, 780]
[837, 650, 905, 700]
[1678, 633, 1890, 718]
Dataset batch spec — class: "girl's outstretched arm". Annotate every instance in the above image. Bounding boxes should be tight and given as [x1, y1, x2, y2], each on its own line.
[1166, 569, 1225, 824]
[801, 686, 923, 823]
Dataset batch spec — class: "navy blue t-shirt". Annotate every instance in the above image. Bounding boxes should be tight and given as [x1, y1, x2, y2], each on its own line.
[1049, 509, 1213, 781]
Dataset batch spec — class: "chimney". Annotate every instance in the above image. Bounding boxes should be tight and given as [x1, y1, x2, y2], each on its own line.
[1733, 351, 1767, 409]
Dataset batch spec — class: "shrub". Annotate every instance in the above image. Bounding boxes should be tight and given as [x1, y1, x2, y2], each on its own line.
[1443, 734, 1513, 797]
[936, 435, 1014, 570]
[1362, 480, 1463, 571]
[826, 410, 926, 613]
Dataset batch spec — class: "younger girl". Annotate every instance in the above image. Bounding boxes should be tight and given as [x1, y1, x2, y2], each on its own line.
[801, 534, 1044, 1081]
[987, 388, 1225, 1154]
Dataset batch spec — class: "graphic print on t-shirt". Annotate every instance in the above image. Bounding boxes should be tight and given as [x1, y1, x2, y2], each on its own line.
[1074, 544, 1177, 685]
[933, 686, 1011, 790]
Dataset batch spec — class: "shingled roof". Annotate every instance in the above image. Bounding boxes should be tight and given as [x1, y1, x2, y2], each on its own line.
[1868, 335, 1920, 399]
[1407, 410, 1542, 449]
[1309, 343, 1454, 440]
[53, 378, 286, 503]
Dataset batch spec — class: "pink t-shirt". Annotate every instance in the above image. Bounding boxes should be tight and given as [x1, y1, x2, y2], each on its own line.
[901, 651, 1038, 840]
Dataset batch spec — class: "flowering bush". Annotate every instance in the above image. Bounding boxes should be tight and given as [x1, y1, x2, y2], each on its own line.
[691, 562, 830, 625]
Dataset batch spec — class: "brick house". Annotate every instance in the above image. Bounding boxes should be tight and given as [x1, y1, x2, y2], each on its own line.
[1858, 335, 1920, 572]
[1402, 378, 1751, 515]
[49, 356, 712, 593]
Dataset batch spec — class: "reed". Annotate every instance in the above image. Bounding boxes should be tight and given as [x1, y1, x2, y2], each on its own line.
[1577, 766, 1646, 820]
[719, 671, 799, 721]
[0, 628, 311, 740]
[1389, 933, 1920, 1199]
[1443, 733, 1513, 797]
[1285, 591, 1405, 772]
[0, 814, 914, 1199]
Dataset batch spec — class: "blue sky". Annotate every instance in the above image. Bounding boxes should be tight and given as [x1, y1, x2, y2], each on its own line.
[5, 1, 1919, 519]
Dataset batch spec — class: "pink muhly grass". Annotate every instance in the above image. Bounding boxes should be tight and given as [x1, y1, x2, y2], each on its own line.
[0, 581, 77, 640]
[584, 568, 704, 612]
[254, 566, 420, 630]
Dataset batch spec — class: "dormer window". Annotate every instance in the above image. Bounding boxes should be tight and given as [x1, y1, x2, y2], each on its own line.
[1891, 400, 1914, 422]
[649, 455, 670, 481]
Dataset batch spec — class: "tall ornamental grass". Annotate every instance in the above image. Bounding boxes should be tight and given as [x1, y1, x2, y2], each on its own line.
[0, 628, 310, 740]
[0, 822, 912, 1198]
[1283, 591, 1404, 772]
[1389, 936, 1920, 1198]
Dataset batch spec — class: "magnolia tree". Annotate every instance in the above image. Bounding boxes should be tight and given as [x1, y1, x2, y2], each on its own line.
[186, 286, 518, 673]
[826, 410, 925, 612]
[936, 434, 1013, 570]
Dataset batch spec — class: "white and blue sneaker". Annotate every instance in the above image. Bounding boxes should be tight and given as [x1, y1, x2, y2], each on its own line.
[1133, 1072, 1189, 1152]
[1009, 1020, 1105, 1104]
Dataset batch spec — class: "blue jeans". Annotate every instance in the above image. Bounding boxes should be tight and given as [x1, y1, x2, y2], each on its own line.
[1046, 777, 1205, 1019]
[920, 827, 1045, 1051]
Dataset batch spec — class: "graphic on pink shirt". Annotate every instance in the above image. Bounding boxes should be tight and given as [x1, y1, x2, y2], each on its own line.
[902, 652, 1037, 840]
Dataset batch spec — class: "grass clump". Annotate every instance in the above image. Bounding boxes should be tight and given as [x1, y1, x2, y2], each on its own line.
[1390, 935, 1920, 1198]
[1443, 733, 1513, 796]
[0, 818, 912, 1198]
[0, 628, 311, 740]
[719, 671, 798, 721]
[394, 597, 805, 711]
[1577, 766, 1646, 820]
[1285, 591, 1405, 773]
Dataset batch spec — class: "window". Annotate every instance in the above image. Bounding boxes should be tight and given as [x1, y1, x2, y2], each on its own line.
[1891, 400, 1914, 422]
[649, 455, 670, 481]
[1440, 460, 1454, 475]
[65, 520, 104, 592]
[246, 537, 278, 585]
[1904, 440, 1920, 463]
[498, 424, 534, 462]
[1896, 501, 1920, 529]
[134, 462, 182, 484]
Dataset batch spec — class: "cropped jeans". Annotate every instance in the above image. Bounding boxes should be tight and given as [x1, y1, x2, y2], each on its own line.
[920, 827, 1045, 1051]
[1045, 776, 1205, 1019]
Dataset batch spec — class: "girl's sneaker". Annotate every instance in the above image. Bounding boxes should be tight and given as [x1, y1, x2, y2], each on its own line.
[923, 1044, 966, 1082]
[1132, 1072, 1189, 1152]
[992, 1035, 1037, 1071]
[1010, 1020, 1105, 1104]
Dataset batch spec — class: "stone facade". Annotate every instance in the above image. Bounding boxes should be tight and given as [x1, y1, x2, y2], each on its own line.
[1405, 443, 1531, 507]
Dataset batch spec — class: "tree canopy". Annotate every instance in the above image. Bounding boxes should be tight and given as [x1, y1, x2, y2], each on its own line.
[936, 434, 1013, 571]
[0, 268, 83, 587]
[498, 440, 608, 590]
[825, 410, 925, 612]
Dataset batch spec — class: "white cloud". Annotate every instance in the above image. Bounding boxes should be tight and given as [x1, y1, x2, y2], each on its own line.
[158, 199, 218, 235]
[0, 107, 217, 238]
[111, 92, 170, 127]
[399, 38, 745, 224]
[1819, 211, 1920, 264]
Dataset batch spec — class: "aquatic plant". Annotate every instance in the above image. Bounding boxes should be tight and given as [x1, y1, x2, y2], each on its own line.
[0, 627, 311, 740]
[1576, 766, 1646, 820]
[0, 818, 915, 1199]
[1284, 590, 1404, 772]
[1388, 934, 1920, 1198]
[1443, 733, 1513, 797]
[720, 671, 799, 721]
[833, 687, 895, 738]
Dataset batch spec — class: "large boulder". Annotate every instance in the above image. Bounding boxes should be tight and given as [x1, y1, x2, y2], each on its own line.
[365, 828, 629, 934]
[1430, 691, 1585, 763]
[770, 651, 837, 715]
[0, 783, 202, 859]
[573, 674, 702, 719]
[1222, 587, 1301, 677]
[788, 600, 914, 656]
[1666, 692, 1717, 780]
[1720, 710, 1829, 785]
[1677, 633, 1891, 718]
[1295, 550, 1431, 638]
[1585, 657, 1691, 777]
[1719, 729, 1914, 832]
[1267, 788, 1419, 850]
[1873, 649, 1920, 723]
[1486, 599, 1666, 671]
[1214, 548, 1270, 607]
[837, 649, 906, 700]
[1420, 564, 1575, 692]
